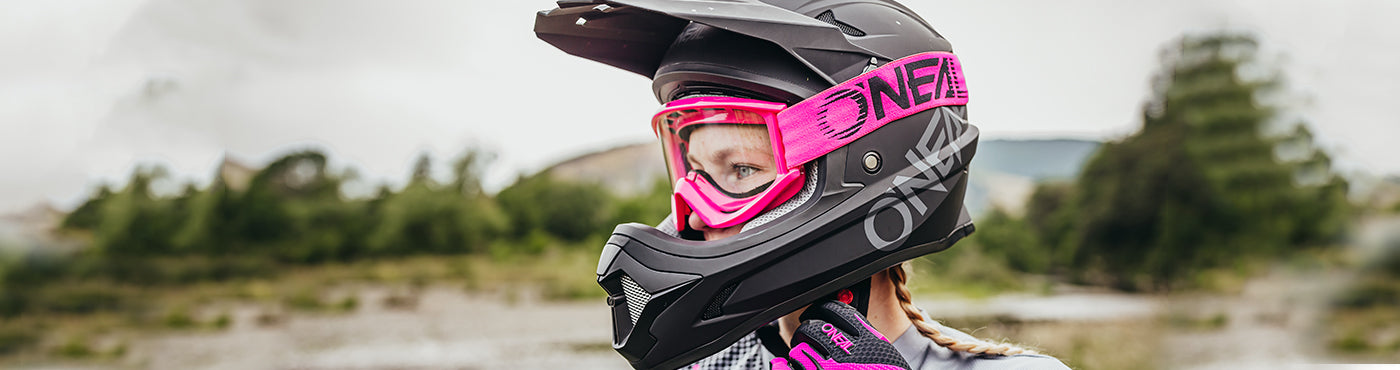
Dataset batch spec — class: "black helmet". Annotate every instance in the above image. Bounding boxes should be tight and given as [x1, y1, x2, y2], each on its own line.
[535, 1, 977, 369]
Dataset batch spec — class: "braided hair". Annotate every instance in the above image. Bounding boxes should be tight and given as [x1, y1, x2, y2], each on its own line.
[886, 263, 1039, 356]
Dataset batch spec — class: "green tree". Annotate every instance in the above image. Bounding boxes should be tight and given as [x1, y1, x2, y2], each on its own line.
[366, 151, 503, 256]
[1022, 181, 1079, 274]
[1069, 33, 1349, 289]
[61, 185, 114, 231]
[608, 177, 673, 227]
[972, 208, 1050, 274]
[171, 175, 239, 255]
[230, 150, 358, 262]
[92, 165, 185, 256]
[496, 173, 612, 243]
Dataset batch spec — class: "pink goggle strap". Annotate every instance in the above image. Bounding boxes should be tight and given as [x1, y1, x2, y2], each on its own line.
[776, 52, 969, 170]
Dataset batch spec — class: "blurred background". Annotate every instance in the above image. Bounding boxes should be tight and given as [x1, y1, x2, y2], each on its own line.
[2, 0, 1398, 369]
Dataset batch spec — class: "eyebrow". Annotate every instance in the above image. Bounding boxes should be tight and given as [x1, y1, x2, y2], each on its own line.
[687, 147, 737, 169]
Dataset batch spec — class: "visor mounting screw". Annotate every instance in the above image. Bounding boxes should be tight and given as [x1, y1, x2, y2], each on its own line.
[862, 151, 882, 174]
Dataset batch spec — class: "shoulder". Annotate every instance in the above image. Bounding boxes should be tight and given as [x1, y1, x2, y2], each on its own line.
[894, 321, 1071, 370]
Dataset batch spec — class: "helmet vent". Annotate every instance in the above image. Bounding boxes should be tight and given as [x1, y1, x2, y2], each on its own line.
[619, 275, 652, 325]
[701, 283, 738, 320]
[815, 10, 867, 37]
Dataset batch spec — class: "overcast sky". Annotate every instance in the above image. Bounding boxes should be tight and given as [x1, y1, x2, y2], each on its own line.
[1, 0, 1397, 213]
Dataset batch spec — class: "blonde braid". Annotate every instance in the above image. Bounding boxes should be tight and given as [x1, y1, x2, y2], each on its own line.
[887, 263, 1039, 356]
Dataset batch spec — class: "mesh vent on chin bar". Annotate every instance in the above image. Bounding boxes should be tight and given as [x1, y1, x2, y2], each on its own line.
[619, 274, 652, 325]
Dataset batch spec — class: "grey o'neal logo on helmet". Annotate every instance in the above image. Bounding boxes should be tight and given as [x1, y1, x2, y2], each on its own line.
[863, 108, 966, 250]
[815, 58, 967, 141]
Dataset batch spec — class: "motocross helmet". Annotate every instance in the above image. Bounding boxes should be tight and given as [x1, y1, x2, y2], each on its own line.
[535, 1, 979, 369]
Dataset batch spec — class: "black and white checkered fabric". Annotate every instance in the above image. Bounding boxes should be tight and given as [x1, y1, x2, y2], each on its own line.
[680, 331, 775, 370]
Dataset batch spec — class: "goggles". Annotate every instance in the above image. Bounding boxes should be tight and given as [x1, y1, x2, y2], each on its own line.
[654, 97, 805, 230]
[651, 52, 970, 231]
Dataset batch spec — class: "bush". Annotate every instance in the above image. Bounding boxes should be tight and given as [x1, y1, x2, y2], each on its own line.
[971, 208, 1051, 274]
[0, 327, 36, 355]
[39, 285, 124, 314]
[284, 289, 325, 311]
[53, 337, 94, 359]
[336, 296, 359, 312]
[212, 312, 233, 329]
[163, 307, 197, 329]
[1334, 280, 1400, 309]
[496, 173, 613, 242]
[909, 246, 1027, 298]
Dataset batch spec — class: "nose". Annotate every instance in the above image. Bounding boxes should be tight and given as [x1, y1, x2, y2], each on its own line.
[687, 212, 711, 232]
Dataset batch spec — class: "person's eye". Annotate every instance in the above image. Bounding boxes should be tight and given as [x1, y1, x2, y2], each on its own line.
[734, 165, 759, 179]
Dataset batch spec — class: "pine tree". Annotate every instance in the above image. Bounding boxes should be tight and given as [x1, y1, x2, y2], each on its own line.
[1070, 33, 1349, 290]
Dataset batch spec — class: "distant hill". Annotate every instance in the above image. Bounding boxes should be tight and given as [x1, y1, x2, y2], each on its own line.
[0, 202, 68, 254]
[541, 138, 1103, 216]
[975, 139, 1101, 181]
[540, 143, 667, 197]
[965, 139, 1101, 216]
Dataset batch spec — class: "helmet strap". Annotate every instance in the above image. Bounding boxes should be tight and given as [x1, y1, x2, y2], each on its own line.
[828, 278, 872, 317]
[756, 277, 874, 355]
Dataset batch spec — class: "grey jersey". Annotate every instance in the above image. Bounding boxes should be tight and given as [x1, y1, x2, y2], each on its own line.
[683, 322, 1068, 370]
[890, 323, 1070, 370]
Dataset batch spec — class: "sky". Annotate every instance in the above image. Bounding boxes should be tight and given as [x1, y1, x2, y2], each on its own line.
[0, 0, 1397, 214]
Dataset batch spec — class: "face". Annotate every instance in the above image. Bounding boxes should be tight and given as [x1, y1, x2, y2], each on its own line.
[682, 124, 776, 241]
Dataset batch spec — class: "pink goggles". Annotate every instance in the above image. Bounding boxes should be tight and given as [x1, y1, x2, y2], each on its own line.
[654, 97, 805, 230]
[651, 52, 970, 231]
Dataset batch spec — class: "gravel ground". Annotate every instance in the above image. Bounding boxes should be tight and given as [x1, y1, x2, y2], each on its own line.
[16, 281, 1349, 370]
[122, 288, 627, 370]
[18, 244, 1382, 370]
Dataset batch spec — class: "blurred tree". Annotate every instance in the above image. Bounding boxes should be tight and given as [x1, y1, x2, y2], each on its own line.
[230, 150, 366, 262]
[1276, 124, 1351, 245]
[608, 177, 673, 228]
[171, 174, 239, 255]
[61, 185, 113, 231]
[973, 208, 1050, 274]
[367, 150, 503, 256]
[1069, 33, 1350, 289]
[451, 151, 486, 197]
[411, 152, 433, 185]
[1022, 181, 1079, 274]
[496, 173, 612, 243]
[92, 165, 184, 256]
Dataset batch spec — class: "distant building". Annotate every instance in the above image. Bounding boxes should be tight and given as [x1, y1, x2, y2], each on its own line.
[0, 202, 67, 251]
[1369, 176, 1400, 210]
[218, 154, 256, 192]
[0, 202, 63, 233]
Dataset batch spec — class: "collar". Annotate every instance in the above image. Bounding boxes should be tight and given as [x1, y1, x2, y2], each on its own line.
[890, 323, 929, 369]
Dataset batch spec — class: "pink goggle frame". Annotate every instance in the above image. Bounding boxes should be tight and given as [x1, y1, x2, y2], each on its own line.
[654, 97, 806, 230]
[652, 51, 970, 231]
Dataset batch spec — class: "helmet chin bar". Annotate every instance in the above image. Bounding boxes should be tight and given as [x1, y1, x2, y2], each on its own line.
[598, 173, 974, 369]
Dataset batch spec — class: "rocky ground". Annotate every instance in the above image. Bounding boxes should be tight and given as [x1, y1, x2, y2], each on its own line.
[22, 217, 1400, 370]
[13, 273, 1353, 370]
